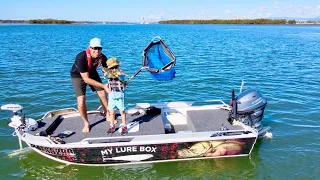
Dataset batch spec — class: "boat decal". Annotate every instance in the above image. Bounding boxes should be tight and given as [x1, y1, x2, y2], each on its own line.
[30, 137, 256, 164]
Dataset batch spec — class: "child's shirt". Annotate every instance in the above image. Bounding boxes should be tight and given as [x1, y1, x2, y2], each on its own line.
[102, 68, 128, 92]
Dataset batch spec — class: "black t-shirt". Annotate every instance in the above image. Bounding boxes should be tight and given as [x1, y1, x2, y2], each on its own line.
[70, 51, 107, 78]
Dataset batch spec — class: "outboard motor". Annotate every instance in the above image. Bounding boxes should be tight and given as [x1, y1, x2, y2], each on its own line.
[1, 104, 38, 131]
[229, 89, 269, 136]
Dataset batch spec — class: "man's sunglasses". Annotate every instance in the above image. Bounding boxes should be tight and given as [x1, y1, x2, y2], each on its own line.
[91, 47, 102, 50]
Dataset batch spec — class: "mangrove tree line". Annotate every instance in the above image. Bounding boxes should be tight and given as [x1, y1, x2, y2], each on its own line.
[159, 19, 296, 24]
[28, 19, 72, 24]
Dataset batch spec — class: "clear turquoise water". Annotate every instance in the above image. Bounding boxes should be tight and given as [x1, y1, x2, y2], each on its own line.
[0, 24, 320, 179]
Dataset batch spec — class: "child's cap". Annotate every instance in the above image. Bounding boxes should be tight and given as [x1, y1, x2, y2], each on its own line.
[107, 57, 119, 69]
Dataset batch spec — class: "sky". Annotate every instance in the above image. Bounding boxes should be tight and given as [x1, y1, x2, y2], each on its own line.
[1, 0, 320, 22]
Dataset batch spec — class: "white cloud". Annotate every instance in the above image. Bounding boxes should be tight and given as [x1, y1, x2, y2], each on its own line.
[181, 10, 210, 20]
[293, 5, 317, 17]
[197, 10, 210, 19]
[273, 1, 280, 9]
[265, 13, 273, 18]
[302, 5, 311, 10]
[240, 2, 320, 19]
[277, 8, 284, 13]
[141, 12, 165, 22]
[259, 6, 266, 12]
[225, 10, 232, 14]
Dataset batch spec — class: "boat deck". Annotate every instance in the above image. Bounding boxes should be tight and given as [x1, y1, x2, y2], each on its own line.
[30, 107, 244, 144]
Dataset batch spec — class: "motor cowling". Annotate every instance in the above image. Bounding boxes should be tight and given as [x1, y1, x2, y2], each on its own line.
[1, 104, 38, 131]
[229, 90, 267, 131]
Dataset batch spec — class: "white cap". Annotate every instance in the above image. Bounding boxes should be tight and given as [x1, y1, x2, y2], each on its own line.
[89, 38, 102, 48]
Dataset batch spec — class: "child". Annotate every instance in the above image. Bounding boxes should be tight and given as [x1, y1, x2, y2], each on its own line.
[102, 57, 128, 135]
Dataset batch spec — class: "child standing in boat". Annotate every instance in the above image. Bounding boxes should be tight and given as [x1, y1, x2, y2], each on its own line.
[102, 57, 129, 135]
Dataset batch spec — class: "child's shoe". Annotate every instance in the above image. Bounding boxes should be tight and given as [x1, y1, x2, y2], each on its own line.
[107, 126, 115, 134]
[121, 126, 127, 136]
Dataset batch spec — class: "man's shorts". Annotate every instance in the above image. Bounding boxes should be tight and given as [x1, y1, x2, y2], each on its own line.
[108, 91, 125, 110]
[71, 74, 103, 97]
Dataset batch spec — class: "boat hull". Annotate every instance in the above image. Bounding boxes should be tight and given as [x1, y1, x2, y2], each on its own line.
[28, 137, 256, 165]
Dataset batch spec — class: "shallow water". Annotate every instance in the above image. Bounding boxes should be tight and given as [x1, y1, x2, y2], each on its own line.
[0, 24, 319, 179]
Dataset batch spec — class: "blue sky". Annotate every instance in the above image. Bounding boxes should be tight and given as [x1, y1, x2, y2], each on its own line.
[1, 0, 320, 22]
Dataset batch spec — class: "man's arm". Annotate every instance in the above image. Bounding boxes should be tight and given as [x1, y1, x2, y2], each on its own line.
[80, 72, 111, 93]
[102, 67, 109, 77]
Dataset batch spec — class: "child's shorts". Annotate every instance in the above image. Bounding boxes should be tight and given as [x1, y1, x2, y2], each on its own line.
[108, 91, 125, 111]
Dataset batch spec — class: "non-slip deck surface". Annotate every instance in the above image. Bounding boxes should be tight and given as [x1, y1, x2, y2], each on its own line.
[31, 112, 165, 143]
[186, 109, 243, 132]
[30, 108, 244, 144]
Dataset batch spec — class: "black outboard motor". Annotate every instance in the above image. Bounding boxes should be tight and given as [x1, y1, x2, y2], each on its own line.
[229, 89, 267, 132]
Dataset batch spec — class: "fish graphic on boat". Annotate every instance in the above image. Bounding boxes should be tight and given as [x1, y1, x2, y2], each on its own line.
[177, 140, 246, 158]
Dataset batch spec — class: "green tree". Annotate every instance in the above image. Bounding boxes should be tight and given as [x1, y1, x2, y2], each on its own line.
[287, 20, 296, 24]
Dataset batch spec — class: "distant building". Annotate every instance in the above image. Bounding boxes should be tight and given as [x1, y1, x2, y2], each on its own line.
[140, 17, 150, 24]
[296, 20, 320, 24]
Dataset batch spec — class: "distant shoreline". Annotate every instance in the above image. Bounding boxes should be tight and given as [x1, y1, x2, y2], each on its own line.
[0, 19, 132, 24]
[1, 18, 319, 25]
[159, 19, 320, 25]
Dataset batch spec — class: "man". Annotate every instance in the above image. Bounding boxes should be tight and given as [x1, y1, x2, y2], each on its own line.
[70, 37, 110, 133]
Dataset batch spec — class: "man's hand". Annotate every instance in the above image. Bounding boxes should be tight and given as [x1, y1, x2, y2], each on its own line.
[102, 67, 108, 77]
[104, 84, 111, 93]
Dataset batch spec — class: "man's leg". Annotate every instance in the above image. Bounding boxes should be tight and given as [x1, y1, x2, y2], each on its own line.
[77, 95, 90, 133]
[72, 77, 90, 133]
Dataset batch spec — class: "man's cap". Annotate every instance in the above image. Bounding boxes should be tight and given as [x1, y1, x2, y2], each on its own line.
[107, 57, 120, 68]
[89, 38, 102, 48]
